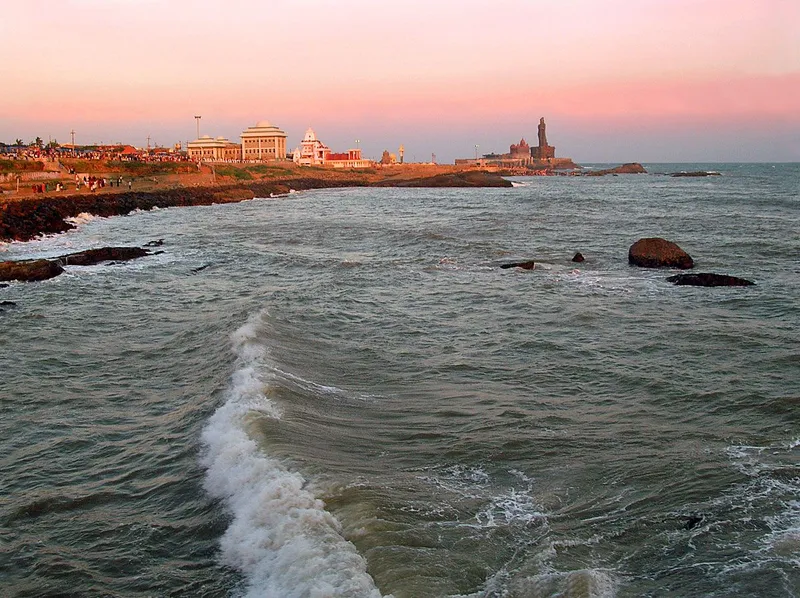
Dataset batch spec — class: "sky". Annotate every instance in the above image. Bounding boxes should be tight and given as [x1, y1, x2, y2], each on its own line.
[1, 0, 798, 163]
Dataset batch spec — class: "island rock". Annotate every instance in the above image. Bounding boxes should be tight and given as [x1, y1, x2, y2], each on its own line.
[0, 246, 153, 282]
[0, 259, 64, 282]
[59, 247, 150, 266]
[666, 273, 754, 287]
[585, 163, 647, 176]
[628, 238, 694, 269]
[500, 260, 535, 270]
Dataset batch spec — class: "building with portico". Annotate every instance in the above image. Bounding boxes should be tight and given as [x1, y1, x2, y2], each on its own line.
[240, 121, 287, 161]
[187, 135, 242, 161]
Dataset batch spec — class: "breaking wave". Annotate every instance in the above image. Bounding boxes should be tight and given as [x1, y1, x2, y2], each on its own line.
[200, 312, 384, 598]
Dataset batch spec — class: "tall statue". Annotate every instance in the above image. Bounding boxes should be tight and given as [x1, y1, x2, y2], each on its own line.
[537, 117, 548, 148]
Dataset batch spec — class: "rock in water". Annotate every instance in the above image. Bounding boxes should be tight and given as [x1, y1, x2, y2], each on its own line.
[59, 247, 150, 266]
[628, 238, 694, 269]
[0, 259, 65, 282]
[500, 260, 536, 270]
[572, 252, 585, 263]
[666, 273, 754, 287]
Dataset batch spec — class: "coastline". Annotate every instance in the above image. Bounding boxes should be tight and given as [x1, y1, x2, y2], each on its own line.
[0, 170, 511, 243]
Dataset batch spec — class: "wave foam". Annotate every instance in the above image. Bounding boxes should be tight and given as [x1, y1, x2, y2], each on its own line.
[64, 212, 99, 226]
[200, 313, 384, 598]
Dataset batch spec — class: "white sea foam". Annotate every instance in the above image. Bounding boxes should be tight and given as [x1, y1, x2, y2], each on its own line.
[510, 568, 619, 598]
[461, 567, 619, 598]
[64, 212, 99, 226]
[200, 313, 384, 598]
[723, 439, 800, 565]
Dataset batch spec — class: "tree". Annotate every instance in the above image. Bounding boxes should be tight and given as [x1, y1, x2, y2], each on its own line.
[47, 139, 59, 149]
[14, 138, 23, 146]
[34, 136, 43, 148]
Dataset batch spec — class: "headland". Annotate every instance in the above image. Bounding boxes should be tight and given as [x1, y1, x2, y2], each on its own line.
[0, 160, 511, 242]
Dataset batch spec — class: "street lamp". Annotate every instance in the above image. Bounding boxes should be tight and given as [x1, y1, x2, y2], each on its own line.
[194, 115, 201, 140]
[475, 144, 479, 161]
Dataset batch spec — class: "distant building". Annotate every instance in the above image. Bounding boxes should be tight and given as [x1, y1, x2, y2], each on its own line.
[240, 120, 288, 161]
[326, 149, 372, 169]
[292, 128, 374, 168]
[187, 135, 242, 161]
[455, 118, 573, 169]
[292, 128, 330, 165]
[509, 138, 530, 159]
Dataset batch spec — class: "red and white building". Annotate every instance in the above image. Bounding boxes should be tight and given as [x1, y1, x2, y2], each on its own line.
[292, 128, 372, 168]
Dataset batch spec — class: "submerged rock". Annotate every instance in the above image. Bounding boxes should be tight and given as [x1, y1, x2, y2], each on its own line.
[572, 252, 585, 263]
[500, 260, 536, 270]
[59, 247, 149, 266]
[0, 246, 152, 282]
[0, 259, 64, 282]
[666, 273, 754, 287]
[628, 238, 694, 269]
[670, 171, 721, 177]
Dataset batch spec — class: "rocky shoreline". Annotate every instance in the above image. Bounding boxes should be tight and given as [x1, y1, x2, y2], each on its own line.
[0, 172, 511, 243]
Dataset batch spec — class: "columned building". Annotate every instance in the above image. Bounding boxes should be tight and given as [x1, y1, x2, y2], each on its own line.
[240, 120, 287, 161]
[187, 135, 242, 161]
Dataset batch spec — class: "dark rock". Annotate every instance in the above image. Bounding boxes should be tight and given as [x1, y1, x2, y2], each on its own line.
[0, 283, 8, 288]
[0, 300, 17, 307]
[378, 171, 513, 188]
[670, 171, 721, 177]
[572, 252, 585, 263]
[0, 246, 151, 283]
[585, 163, 647, 176]
[144, 239, 164, 247]
[666, 273, 755, 287]
[190, 264, 210, 274]
[683, 514, 705, 530]
[500, 260, 535, 270]
[0, 259, 64, 282]
[628, 238, 694, 269]
[58, 247, 149, 266]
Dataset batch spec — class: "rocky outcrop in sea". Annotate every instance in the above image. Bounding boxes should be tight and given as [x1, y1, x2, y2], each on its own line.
[628, 238, 694, 269]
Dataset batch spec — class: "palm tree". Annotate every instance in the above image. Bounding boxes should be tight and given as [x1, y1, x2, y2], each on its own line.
[34, 136, 43, 148]
[14, 138, 23, 146]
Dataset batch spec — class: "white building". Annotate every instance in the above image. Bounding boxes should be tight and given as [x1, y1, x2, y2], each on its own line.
[240, 120, 288, 161]
[187, 135, 241, 161]
[292, 128, 330, 166]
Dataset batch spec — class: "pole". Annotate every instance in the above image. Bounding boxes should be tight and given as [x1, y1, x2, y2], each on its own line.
[195, 115, 201, 140]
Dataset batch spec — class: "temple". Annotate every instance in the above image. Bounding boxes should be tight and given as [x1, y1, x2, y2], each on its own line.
[455, 117, 575, 170]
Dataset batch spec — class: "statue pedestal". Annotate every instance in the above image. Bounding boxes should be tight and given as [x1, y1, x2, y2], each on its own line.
[532, 145, 555, 160]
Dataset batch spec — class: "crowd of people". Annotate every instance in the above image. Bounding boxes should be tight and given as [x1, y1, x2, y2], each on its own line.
[0, 145, 192, 164]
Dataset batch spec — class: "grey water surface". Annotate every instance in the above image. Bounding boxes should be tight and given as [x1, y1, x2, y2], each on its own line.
[2, 164, 798, 597]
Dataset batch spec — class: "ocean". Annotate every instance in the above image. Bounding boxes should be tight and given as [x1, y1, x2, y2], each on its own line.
[1, 163, 798, 597]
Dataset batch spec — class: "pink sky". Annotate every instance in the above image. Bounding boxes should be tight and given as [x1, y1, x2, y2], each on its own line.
[1, 0, 798, 162]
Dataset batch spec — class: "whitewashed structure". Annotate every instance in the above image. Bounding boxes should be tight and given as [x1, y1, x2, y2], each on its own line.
[292, 128, 330, 166]
[240, 120, 287, 161]
[187, 135, 241, 161]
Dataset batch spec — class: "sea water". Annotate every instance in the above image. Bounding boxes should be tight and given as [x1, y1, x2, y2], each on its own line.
[1, 163, 798, 597]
